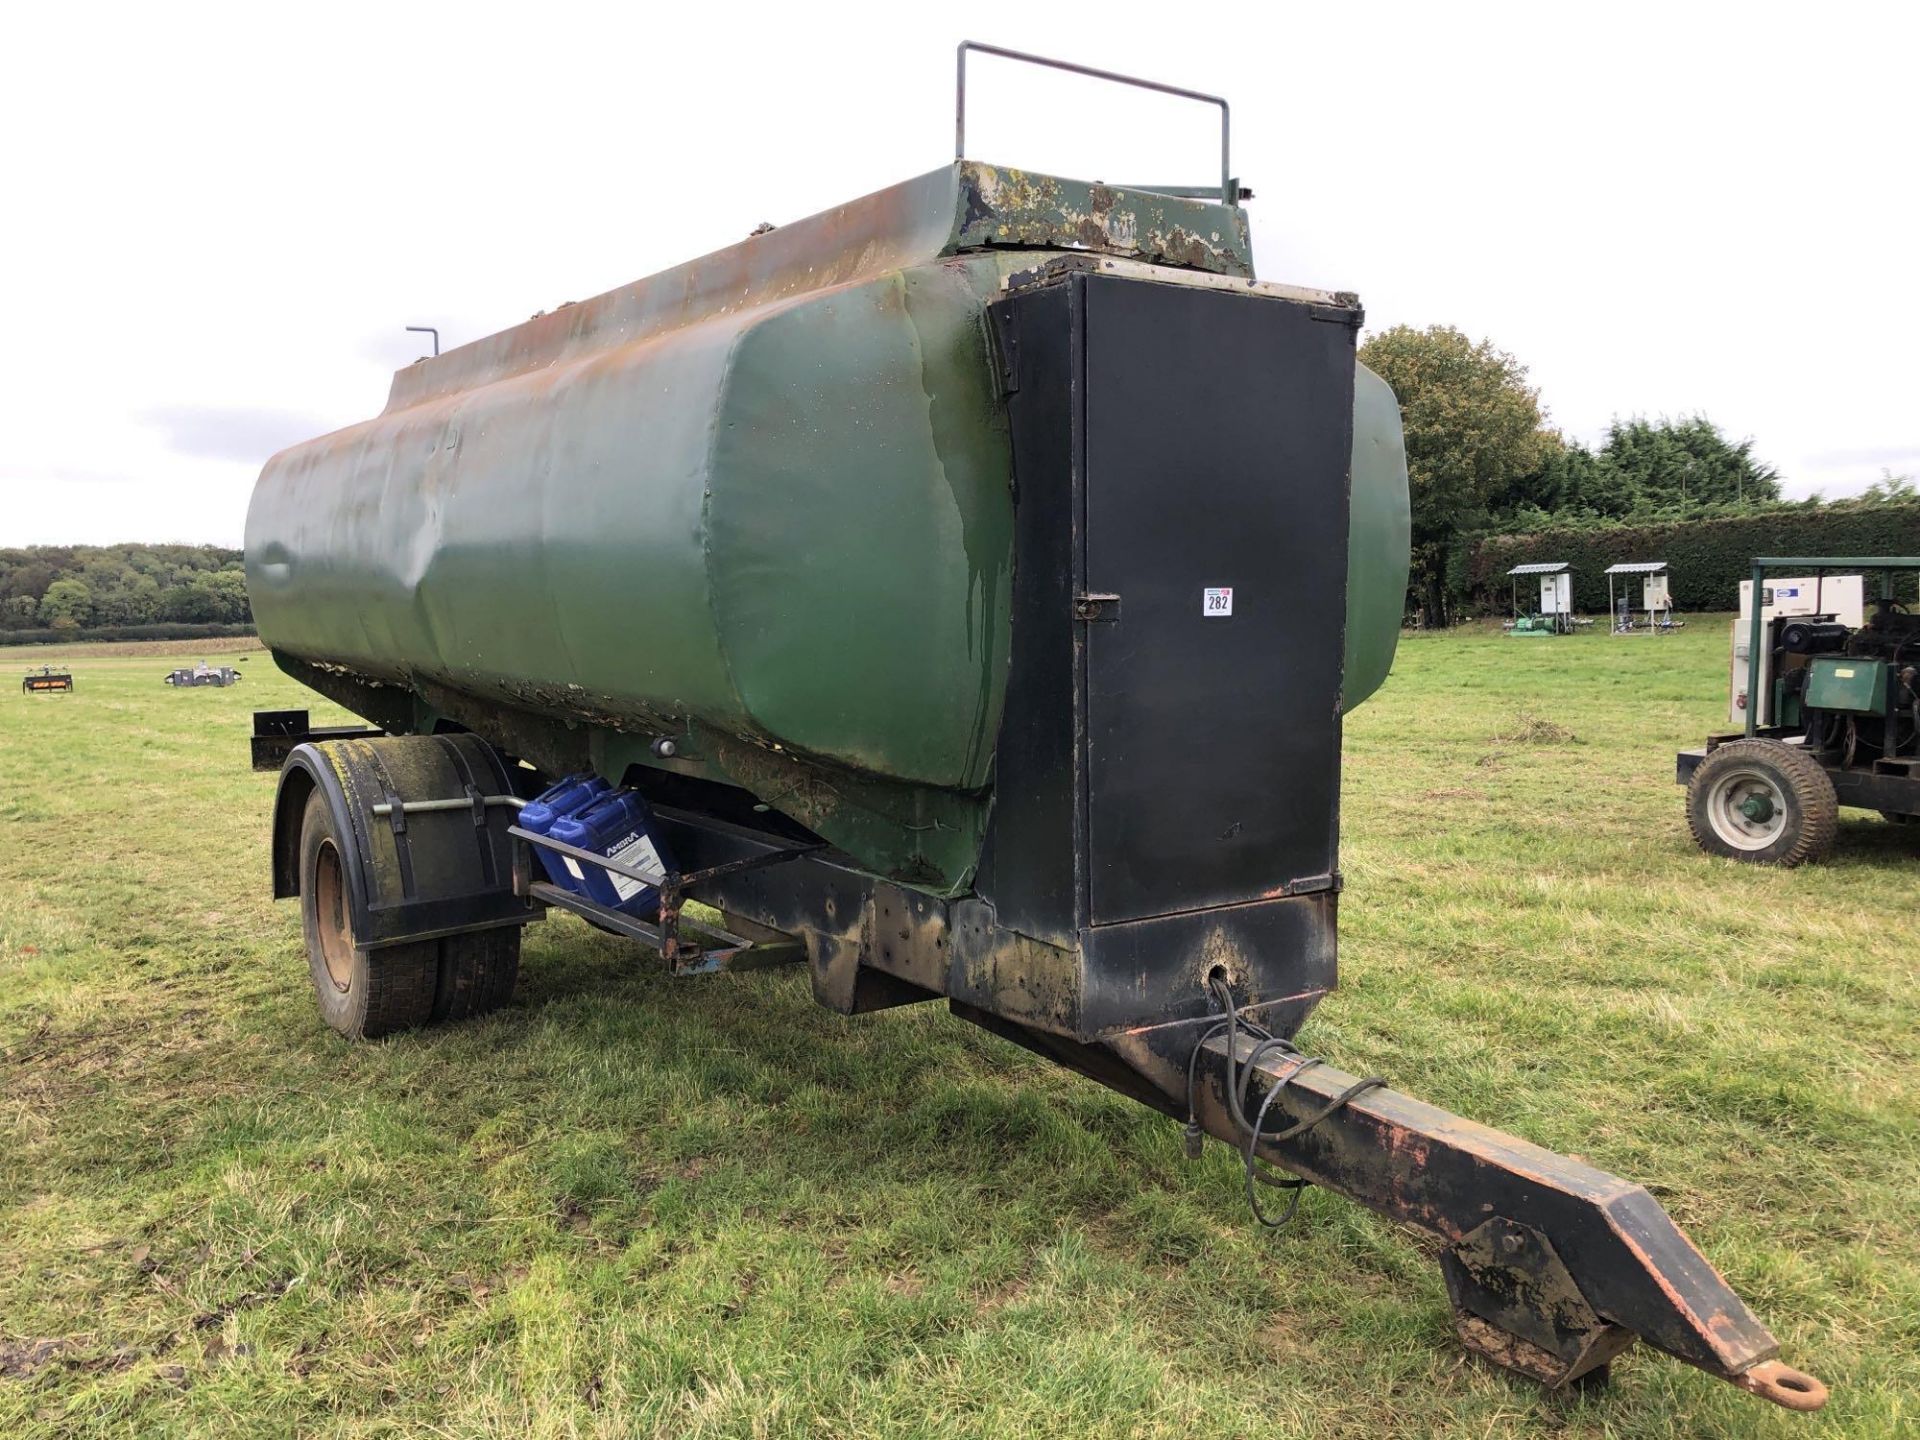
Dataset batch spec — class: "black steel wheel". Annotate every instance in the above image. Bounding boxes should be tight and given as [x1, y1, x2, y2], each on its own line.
[299, 791, 439, 1038]
[1685, 739, 1838, 867]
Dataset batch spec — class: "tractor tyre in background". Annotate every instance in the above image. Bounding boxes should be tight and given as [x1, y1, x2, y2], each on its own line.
[1686, 740, 1838, 867]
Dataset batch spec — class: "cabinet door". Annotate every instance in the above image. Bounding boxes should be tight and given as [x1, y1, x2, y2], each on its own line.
[1081, 275, 1353, 925]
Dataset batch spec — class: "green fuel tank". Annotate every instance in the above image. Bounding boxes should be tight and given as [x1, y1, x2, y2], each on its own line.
[246, 162, 1410, 893]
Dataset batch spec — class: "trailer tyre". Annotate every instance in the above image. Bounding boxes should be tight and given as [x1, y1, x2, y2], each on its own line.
[299, 791, 440, 1038]
[298, 792, 523, 1037]
[1686, 740, 1837, 867]
[430, 926, 521, 1024]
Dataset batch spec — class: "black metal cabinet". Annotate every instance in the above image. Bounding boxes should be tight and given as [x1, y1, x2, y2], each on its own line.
[1081, 275, 1351, 922]
[984, 269, 1357, 938]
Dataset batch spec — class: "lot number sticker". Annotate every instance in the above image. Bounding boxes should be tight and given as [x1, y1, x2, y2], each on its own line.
[1203, 587, 1234, 617]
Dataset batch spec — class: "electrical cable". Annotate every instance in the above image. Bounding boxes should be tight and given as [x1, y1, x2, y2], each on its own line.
[1184, 974, 1388, 1230]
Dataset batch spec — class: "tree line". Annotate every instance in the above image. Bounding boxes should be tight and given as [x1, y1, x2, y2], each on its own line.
[1470, 500, 1920, 615]
[0, 544, 251, 637]
[1360, 325, 1914, 624]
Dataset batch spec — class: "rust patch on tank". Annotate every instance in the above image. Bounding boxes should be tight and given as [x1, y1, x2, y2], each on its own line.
[958, 163, 1250, 276]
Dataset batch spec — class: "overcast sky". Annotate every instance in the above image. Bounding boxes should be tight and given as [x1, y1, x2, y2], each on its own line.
[4, 1, 1915, 547]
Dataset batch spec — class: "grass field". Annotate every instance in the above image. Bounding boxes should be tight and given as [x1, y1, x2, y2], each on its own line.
[2, 629, 1915, 1438]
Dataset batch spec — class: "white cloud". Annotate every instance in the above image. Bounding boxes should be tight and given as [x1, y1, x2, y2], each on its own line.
[143, 406, 336, 465]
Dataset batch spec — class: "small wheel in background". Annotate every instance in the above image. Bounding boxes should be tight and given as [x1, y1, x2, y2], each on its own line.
[1879, 810, 1918, 827]
[1685, 740, 1838, 867]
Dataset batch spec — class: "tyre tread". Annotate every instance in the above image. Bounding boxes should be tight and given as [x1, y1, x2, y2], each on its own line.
[357, 942, 440, 1039]
[300, 791, 439, 1039]
[431, 927, 522, 1024]
[1685, 739, 1838, 867]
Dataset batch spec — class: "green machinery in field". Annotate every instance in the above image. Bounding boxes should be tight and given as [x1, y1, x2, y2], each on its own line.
[1679, 556, 1920, 864]
[242, 45, 1825, 1411]
[1504, 561, 1580, 635]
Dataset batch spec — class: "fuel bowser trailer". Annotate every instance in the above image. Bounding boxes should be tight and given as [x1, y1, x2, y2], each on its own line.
[1680, 556, 1920, 864]
[243, 45, 1825, 1411]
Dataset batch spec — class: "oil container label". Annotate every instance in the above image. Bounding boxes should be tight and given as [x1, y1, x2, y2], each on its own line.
[1203, 586, 1234, 616]
[606, 831, 666, 903]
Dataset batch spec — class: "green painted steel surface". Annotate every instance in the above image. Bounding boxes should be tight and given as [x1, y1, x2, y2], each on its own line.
[1345, 364, 1409, 708]
[1806, 656, 1889, 714]
[247, 162, 1408, 892]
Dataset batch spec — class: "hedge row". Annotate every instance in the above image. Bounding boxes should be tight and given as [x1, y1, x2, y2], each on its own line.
[0, 622, 258, 646]
[1467, 503, 1920, 613]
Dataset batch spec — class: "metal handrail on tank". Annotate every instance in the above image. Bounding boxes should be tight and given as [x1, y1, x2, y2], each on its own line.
[955, 40, 1236, 204]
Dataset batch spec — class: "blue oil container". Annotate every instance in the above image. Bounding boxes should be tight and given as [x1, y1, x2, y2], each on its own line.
[548, 789, 674, 918]
[519, 773, 610, 895]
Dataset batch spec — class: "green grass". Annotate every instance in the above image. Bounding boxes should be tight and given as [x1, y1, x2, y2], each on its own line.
[1, 630, 1915, 1438]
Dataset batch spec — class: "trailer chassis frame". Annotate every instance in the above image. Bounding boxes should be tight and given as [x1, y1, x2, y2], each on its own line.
[504, 796, 1827, 1411]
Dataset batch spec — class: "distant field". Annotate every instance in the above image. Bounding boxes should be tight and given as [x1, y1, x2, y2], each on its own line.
[1, 632, 1915, 1438]
[3, 637, 267, 662]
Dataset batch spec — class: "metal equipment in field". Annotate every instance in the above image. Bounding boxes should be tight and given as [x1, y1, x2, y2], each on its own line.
[241, 45, 1824, 1411]
[1679, 556, 1920, 864]
[22, 665, 74, 694]
[165, 660, 242, 687]
[1605, 561, 1680, 635]
[1504, 561, 1580, 635]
